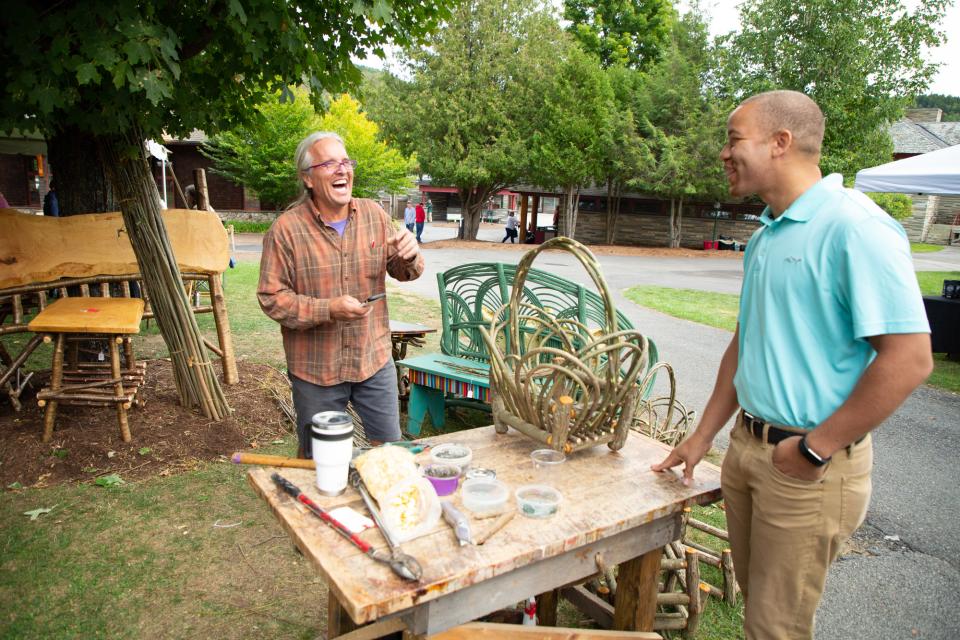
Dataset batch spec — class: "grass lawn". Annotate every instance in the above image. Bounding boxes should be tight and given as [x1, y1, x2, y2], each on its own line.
[625, 270, 960, 394]
[1, 261, 747, 638]
[910, 242, 945, 253]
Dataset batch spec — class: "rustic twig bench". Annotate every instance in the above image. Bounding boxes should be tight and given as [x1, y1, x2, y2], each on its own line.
[398, 261, 657, 436]
[0, 208, 237, 436]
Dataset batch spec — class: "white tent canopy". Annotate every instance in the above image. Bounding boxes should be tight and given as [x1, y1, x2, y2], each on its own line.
[854, 144, 960, 195]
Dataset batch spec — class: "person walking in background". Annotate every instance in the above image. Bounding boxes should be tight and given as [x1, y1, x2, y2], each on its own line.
[502, 210, 519, 243]
[258, 131, 424, 459]
[652, 90, 932, 639]
[403, 201, 416, 233]
[43, 181, 60, 217]
[415, 200, 426, 243]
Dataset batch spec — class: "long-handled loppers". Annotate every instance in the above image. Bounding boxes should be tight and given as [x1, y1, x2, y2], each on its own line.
[271, 473, 422, 581]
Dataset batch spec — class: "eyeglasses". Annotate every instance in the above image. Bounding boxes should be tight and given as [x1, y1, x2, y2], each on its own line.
[305, 159, 358, 173]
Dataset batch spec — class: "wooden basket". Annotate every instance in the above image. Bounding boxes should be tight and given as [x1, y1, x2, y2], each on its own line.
[479, 237, 658, 453]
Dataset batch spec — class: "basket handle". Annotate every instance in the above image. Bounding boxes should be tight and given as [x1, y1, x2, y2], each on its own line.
[507, 237, 617, 340]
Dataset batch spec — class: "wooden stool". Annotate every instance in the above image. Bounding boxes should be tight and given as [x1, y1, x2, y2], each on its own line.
[28, 297, 145, 442]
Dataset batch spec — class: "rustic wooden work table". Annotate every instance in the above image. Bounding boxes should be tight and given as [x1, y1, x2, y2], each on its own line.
[248, 426, 721, 638]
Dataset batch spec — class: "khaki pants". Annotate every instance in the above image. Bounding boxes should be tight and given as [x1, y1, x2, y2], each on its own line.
[721, 415, 873, 639]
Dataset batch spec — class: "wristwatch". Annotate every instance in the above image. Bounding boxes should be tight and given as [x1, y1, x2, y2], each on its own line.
[798, 435, 831, 467]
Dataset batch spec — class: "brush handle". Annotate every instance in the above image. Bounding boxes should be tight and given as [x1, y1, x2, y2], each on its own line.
[233, 452, 315, 469]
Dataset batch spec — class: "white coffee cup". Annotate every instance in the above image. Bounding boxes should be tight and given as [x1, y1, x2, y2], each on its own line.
[311, 411, 354, 496]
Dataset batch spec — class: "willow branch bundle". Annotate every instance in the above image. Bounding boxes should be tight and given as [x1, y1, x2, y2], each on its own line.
[98, 126, 229, 420]
[480, 237, 661, 453]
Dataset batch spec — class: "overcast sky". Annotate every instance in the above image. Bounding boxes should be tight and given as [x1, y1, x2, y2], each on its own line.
[694, 0, 959, 96]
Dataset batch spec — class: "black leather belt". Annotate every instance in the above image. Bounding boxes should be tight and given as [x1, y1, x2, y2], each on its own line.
[740, 410, 865, 449]
[740, 411, 804, 444]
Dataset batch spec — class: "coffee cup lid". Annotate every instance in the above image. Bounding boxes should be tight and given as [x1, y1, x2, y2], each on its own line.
[311, 411, 353, 436]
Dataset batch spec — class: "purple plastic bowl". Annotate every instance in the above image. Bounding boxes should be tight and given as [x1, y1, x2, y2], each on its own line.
[424, 463, 461, 496]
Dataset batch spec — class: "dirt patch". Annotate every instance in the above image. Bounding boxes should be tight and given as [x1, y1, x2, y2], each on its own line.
[0, 360, 292, 489]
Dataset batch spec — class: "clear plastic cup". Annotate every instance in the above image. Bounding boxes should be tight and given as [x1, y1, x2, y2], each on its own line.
[530, 448, 565, 483]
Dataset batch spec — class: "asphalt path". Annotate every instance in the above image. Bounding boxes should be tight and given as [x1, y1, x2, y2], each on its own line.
[236, 224, 960, 639]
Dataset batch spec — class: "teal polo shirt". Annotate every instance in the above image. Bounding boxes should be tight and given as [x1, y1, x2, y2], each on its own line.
[734, 174, 929, 429]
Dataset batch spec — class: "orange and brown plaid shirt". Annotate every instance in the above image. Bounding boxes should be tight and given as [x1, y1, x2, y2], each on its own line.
[257, 198, 424, 386]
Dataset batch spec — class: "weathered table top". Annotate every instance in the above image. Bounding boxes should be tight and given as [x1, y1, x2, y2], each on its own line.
[389, 320, 437, 337]
[27, 296, 145, 334]
[248, 425, 721, 634]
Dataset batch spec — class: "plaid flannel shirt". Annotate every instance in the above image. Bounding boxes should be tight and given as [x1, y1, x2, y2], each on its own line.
[257, 198, 424, 386]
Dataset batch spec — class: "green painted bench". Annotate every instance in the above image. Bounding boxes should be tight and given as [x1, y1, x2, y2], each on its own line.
[398, 262, 658, 435]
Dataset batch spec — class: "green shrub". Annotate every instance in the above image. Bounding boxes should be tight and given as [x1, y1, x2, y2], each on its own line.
[224, 220, 273, 233]
[867, 192, 913, 220]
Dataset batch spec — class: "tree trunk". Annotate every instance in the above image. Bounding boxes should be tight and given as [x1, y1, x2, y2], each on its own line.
[458, 186, 492, 241]
[47, 125, 120, 216]
[604, 178, 622, 245]
[564, 185, 578, 240]
[668, 197, 684, 248]
[96, 125, 229, 420]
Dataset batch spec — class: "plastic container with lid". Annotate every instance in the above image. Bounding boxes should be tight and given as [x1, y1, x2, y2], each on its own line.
[461, 477, 509, 515]
[430, 443, 473, 472]
[516, 484, 562, 518]
[423, 463, 461, 497]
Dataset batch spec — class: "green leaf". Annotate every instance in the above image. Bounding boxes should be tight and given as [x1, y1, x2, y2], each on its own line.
[138, 447, 152, 456]
[227, 0, 248, 24]
[7, 482, 23, 490]
[24, 505, 58, 521]
[52, 449, 69, 459]
[94, 474, 125, 488]
[76, 62, 101, 85]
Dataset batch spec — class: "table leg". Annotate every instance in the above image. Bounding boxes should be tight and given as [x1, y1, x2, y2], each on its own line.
[405, 385, 445, 436]
[109, 336, 132, 442]
[612, 547, 662, 631]
[327, 591, 359, 637]
[41, 333, 65, 442]
[536, 588, 560, 626]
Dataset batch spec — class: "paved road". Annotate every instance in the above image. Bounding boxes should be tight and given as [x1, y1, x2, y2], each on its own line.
[236, 227, 960, 639]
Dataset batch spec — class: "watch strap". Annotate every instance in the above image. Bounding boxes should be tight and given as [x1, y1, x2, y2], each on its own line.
[798, 434, 830, 467]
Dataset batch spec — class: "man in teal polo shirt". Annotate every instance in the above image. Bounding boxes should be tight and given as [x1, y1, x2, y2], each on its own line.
[653, 90, 932, 639]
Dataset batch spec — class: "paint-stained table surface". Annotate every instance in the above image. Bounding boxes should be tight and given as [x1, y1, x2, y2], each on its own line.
[248, 425, 721, 637]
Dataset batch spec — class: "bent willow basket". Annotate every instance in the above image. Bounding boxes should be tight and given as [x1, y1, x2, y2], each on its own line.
[479, 237, 662, 453]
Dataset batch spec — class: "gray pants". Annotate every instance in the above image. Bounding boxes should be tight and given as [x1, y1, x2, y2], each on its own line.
[290, 360, 401, 457]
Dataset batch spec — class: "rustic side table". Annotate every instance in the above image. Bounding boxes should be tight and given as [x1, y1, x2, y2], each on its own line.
[28, 297, 146, 442]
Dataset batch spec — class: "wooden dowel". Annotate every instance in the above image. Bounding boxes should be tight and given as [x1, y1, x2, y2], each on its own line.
[688, 517, 729, 540]
[0, 334, 43, 388]
[37, 392, 134, 404]
[721, 549, 737, 603]
[685, 547, 702, 636]
[683, 540, 721, 566]
[231, 453, 315, 469]
[657, 592, 690, 606]
[202, 337, 223, 358]
[209, 273, 238, 384]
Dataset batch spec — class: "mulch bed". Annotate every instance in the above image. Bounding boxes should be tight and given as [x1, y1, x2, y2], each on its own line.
[0, 360, 291, 489]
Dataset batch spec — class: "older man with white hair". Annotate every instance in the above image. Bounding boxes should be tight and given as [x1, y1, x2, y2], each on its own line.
[258, 131, 423, 458]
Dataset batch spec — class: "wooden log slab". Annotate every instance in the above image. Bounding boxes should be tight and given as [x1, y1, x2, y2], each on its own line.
[0, 208, 229, 289]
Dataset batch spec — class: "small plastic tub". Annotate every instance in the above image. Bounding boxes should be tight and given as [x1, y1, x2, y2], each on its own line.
[423, 463, 461, 497]
[461, 477, 510, 514]
[516, 484, 562, 518]
[430, 443, 473, 471]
